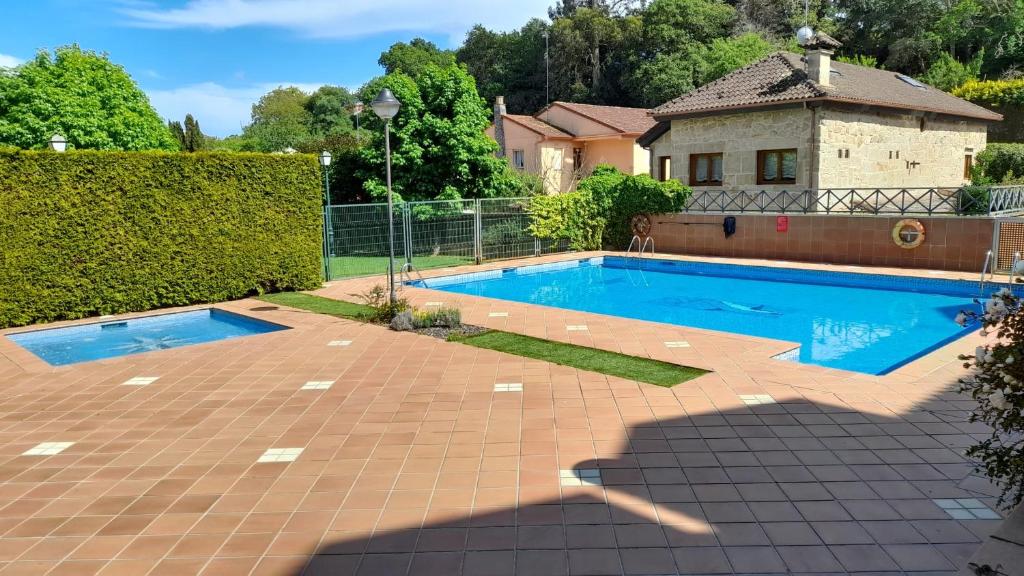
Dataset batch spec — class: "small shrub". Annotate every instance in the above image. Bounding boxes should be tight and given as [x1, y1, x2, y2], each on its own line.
[413, 307, 462, 329]
[351, 285, 409, 323]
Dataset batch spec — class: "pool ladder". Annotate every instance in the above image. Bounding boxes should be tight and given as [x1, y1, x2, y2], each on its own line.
[1010, 252, 1022, 288]
[399, 262, 425, 289]
[980, 250, 995, 294]
[626, 235, 655, 259]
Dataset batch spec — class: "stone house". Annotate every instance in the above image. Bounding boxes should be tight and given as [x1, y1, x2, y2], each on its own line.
[639, 34, 1002, 193]
[487, 99, 655, 193]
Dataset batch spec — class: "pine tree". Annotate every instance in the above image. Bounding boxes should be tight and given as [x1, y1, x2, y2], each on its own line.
[183, 114, 205, 152]
[168, 120, 186, 151]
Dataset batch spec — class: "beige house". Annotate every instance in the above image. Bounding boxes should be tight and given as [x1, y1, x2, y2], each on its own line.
[487, 99, 655, 193]
[640, 34, 1002, 193]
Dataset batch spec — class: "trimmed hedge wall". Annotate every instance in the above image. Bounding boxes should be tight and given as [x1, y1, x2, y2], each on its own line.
[0, 150, 323, 328]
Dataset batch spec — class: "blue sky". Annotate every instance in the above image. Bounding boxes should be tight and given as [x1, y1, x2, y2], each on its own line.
[0, 0, 550, 136]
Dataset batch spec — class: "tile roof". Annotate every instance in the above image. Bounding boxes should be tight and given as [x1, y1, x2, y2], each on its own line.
[548, 102, 658, 134]
[651, 52, 1002, 122]
[502, 114, 574, 138]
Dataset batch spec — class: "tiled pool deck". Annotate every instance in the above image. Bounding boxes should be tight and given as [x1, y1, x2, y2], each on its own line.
[0, 252, 1007, 575]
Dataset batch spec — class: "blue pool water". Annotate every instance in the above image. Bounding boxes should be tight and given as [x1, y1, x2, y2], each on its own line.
[416, 256, 991, 375]
[6, 309, 287, 366]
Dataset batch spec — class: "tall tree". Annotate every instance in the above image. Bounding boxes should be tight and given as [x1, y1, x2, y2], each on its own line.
[168, 120, 187, 150]
[458, 20, 550, 113]
[378, 38, 456, 78]
[351, 64, 516, 202]
[0, 45, 177, 151]
[305, 85, 357, 137]
[183, 114, 205, 152]
[241, 86, 312, 153]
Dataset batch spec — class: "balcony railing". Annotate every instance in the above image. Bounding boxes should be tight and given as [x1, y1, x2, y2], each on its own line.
[682, 186, 1024, 216]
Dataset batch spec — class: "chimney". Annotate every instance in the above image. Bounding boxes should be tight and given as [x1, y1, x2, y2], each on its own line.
[807, 48, 833, 86]
[801, 32, 841, 88]
[493, 96, 507, 158]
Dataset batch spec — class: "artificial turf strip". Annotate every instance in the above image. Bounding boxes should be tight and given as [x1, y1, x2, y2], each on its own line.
[257, 292, 374, 321]
[449, 330, 707, 387]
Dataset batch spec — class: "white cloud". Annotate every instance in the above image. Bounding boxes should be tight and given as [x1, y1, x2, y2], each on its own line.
[121, 0, 550, 42]
[0, 53, 23, 68]
[146, 81, 325, 137]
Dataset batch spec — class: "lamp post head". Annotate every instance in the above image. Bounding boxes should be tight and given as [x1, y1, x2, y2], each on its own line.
[371, 88, 401, 121]
[49, 134, 67, 152]
[352, 101, 364, 115]
[318, 150, 332, 167]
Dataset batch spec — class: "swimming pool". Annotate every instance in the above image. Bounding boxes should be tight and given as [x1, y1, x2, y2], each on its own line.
[6, 308, 287, 366]
[415, 256, 991, 374]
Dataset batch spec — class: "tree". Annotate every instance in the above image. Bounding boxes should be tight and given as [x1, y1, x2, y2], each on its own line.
[306, 85, 356, 137]
[0, 45, 177, 151]
[351, 65, 517, 202]
[378, 38, 456, 78]
[168, 120, 187, 150]
[458, 20, 550, 113]
[241, 86, 312, 152]
[919, 51, 983, 91]
[183, 114, 205, 152]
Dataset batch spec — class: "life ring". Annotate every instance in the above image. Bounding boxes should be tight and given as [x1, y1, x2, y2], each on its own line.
[892, 219, 925, 249]
[631, 213, 652, 237]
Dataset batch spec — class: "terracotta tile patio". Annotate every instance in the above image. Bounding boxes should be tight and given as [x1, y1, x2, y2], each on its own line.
[0, 253, 1006, 575]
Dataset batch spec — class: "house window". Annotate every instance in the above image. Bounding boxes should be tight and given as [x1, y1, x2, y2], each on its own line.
[512, 149, 525, 170]
[757, 149, 797, 185]
[658, 156, 671, 181]
[688, 153, 723, 186]
[965, 154, 973, 179]
[573, 147, 584, 169]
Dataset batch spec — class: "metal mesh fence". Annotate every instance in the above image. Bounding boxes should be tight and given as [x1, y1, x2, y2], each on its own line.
[324, 197, 570, 280]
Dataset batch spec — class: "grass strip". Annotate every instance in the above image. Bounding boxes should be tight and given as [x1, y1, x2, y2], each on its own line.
[257, 292, 374, 321]
[449, 330, 707, 387]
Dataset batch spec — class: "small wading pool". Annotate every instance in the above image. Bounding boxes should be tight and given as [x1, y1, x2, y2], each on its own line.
[6, 309, 287, 366]
[413, 256, 996, 375]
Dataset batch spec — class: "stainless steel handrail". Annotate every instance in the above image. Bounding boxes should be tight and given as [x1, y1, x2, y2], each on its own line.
[1010, 252, 1021, 287]
[399, 262, 425, 288]
[981, 250, 994, 294]
[640, 237, 654, 258]
[626, 235, 641, 258]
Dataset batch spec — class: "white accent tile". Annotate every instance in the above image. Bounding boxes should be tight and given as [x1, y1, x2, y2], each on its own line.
[559, 468, 602, 486]
[494, 383, 523, 392]
[122, 376, 159, 386]
[664, 341, 690, 348]
[23, 442, 74, 456]
[327, 340, 352, 347]
[425, 302, 443, 307]
[258, 448, 304, 463]
[932, 498, 1001, 519]
[301, 381, 334, 391]
[566, 325, 588, 331]
[488, 312, 509, 317]
[739, 394, 775, 406]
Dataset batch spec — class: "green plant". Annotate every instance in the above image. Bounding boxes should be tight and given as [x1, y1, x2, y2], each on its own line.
[0, 150, 322, 328]
[973, 144, 1024, 184]
[529, 165, 691, 250]
[0, 45, 178, 151]
[351, 285, 410, 322]
[953, 79, 1024, 106]
[957, 289, 1024, 506]
[413, 306, 462, 329]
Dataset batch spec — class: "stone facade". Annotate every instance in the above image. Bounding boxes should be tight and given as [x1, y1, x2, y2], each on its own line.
[816, 108, 986, 189]
[648, 105, 988, 192]
[649, 108, 815, 192]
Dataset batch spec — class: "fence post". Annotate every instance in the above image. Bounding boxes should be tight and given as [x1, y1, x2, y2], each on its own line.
[402, 203, 412, 266]
[474, 198, 483, 264]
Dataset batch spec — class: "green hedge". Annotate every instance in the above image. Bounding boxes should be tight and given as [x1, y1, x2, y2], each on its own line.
[0, 150, 323, 328]
[529, 165, 691, 250]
